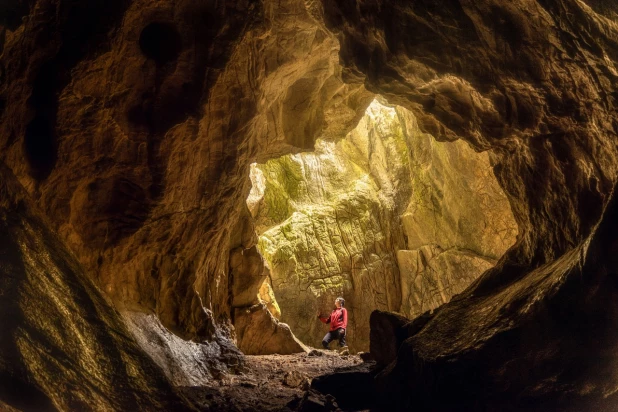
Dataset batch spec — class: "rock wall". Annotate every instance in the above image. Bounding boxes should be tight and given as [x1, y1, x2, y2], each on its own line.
[0, 164, 188, 410]
[0, 0, 370, 347]
[321, 0, 618, 408]
[250, 99, 516, 351]
[398, 114, 518, 317]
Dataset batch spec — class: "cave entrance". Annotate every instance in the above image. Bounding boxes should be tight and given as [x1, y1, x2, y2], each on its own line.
[242, 98, 518, 353]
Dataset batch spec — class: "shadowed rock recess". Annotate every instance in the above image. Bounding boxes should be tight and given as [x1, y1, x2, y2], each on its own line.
[1, 0, 618, 410]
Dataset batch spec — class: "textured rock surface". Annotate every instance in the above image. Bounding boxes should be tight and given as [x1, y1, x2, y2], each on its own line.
[322, 0, 618, 409]
[234, 303, 308, 355]
[3, 0, 618, 409]
[122, 310, 243, 385]
[0, 165, 188, 410]
[251, 100, 515, 351]
[0, 0, 370, 347]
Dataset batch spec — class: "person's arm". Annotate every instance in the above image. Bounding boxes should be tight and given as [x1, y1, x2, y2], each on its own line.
[317, 312, 330, 324]
[342, 308, 348, 330]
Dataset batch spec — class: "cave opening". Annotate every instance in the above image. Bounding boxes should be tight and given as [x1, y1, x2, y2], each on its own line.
[240, 97, 519, 354]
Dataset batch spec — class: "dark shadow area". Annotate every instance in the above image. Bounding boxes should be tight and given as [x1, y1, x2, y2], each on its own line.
[0, 0, 30, 31]
[22, 0, 132, 181]
[310, 363, 377, 410]
[139, 22, 182, 65]
[24, 62, 59, 180]
[582, 0, 618, 18]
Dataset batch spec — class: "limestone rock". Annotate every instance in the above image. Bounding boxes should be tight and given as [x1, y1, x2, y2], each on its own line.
[230, 246, 267, 309]
[397, 246, 497, 317]
[0, 165, 188, 410]
[310, 363, 376, 410]
[234, 303, 308, 355]
[258, 278, 281, 319]
[122, 310, 243, 385]
[323, 0, 618, 408]
[0, 0, 371, 350]
[292, 389, 339, 412]
[283, 370, 308, 388]
[369, 310, 410, 369]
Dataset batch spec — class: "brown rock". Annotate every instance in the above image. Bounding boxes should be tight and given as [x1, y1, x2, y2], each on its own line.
[234, 303, 308, 355]
[0, 165, 188, 410]
[369, 311, 410, 369]
[283, 370, 308, 388]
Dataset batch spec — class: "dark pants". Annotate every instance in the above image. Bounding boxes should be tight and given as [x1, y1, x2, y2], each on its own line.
[322, 328, 346, 348]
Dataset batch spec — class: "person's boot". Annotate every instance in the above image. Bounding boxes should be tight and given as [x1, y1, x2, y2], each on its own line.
[338, 346, 349, 356]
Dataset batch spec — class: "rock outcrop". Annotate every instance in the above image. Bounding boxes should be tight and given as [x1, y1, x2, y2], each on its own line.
[0, 164, 188, 410]
[234, 302, 308, 355]
[0, 0, 369, 347]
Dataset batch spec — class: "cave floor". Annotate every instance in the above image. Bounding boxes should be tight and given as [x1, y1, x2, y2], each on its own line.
[180, 351, 364, 411]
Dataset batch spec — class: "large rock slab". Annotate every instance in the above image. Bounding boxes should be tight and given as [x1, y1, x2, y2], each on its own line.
[0, 164, 188, 410]
[234, 303, 308, 355]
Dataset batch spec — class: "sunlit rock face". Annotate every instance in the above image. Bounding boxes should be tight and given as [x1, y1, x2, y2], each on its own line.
[249, 99, 516, 351]
[398, 119, 518, 317]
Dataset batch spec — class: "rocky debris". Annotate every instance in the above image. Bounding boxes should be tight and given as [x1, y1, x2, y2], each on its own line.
[234, 303, 308, 355]
[357, 352, 374, 362]
[191, 352, 362, 411]
[0, 164, 188, 410]
[287, 389, 340, 412]
[283, 370, 310, 388]
[307, 349, 324, 357]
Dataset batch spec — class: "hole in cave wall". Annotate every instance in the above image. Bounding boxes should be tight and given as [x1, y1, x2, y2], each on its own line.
[139, 22, 182, 65]
[240, 97, 519, 354]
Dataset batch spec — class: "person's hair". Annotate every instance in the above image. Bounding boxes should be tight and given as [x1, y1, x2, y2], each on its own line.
[336, 297, 345, 307]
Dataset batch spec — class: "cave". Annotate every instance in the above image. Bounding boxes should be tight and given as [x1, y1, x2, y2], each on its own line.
[240, 98, 518, 354]
[2, 1, 618, 411]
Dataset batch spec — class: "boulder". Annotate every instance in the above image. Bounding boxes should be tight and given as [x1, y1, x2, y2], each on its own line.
[234, 303, 308, 355]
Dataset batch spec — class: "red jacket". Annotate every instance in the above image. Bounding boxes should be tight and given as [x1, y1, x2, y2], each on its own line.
[319, 307, 348, 331]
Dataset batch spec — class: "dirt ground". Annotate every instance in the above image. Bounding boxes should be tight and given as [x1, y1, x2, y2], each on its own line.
[180, 350, 364, 411]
